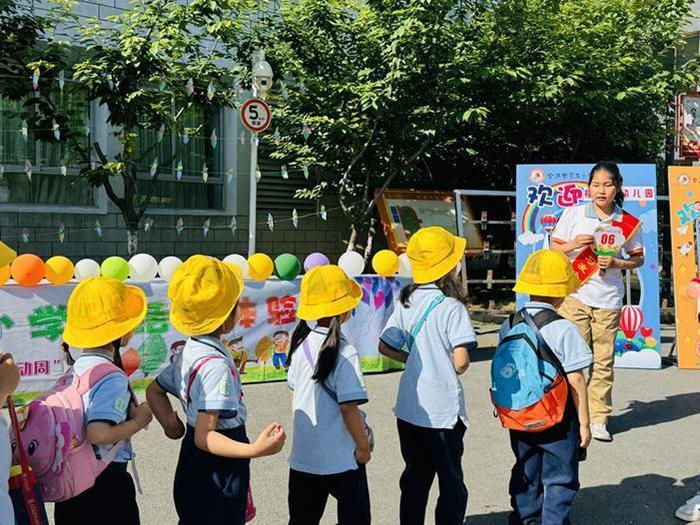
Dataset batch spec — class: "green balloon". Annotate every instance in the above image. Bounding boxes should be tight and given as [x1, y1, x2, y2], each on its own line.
[101, 256, 129, 281]
[274, 253, 301, 281]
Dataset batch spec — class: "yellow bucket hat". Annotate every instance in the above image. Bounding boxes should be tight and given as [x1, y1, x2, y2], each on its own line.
[407, 226, 467, 284]
[63, 277, 147, 348]
[297, 265, 363, 321]
[168, 255, 244, 336]
[513, 249, 580, 298]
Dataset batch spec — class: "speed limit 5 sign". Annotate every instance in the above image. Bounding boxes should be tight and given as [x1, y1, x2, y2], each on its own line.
[241, 98, 272, 133]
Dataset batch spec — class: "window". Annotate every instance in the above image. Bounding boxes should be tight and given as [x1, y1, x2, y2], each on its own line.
[0, 90, 105, 212]
[135, 105, 230, 212]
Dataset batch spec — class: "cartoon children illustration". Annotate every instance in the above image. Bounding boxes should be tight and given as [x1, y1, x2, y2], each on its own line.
[226, 337, 250, 374]
[272, 331, 290, 370]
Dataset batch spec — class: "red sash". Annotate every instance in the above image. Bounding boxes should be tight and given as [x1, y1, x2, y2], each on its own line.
[571, 210, 641, 284]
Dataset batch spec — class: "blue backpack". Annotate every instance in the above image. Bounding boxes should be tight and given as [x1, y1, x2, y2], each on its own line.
[490, 308, 569, 432]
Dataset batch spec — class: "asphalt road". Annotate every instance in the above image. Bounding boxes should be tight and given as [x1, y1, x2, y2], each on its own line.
[43, 325, 699, 525]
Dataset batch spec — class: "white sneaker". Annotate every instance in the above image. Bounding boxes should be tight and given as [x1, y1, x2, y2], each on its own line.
[676, 494, 700, 522]
[590, 423, 612, 442]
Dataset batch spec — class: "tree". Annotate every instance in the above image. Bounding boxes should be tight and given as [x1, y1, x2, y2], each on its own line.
[237, 0, 484, 254]
[2, 0, 258, 255]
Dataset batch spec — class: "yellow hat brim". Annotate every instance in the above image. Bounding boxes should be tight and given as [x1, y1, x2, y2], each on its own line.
[296, 279, 363, 321]
[512, 281, 579, 298]
[169, 263, 244, 337]
[62, 285, 148, 348]
[412, 235, 467, 284]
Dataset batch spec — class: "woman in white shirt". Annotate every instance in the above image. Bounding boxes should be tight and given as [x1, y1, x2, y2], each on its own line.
[551, 162, 644, 442]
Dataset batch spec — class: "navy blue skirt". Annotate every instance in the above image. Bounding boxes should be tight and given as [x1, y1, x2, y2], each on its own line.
[173, 425, 250, 525]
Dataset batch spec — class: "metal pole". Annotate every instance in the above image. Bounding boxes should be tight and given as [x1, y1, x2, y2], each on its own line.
[247, 86, 259, 257]
[453, 190, 469, 295]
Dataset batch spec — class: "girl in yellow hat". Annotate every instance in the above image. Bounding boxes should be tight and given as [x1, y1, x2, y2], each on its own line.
[285, 264, 371, 525]
[145, 255, 286, 525]
[378, 226, 476, 525]
[55, 277, 153, 525]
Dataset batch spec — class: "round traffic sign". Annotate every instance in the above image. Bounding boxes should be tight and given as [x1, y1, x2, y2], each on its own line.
[241, 98, 272, 133]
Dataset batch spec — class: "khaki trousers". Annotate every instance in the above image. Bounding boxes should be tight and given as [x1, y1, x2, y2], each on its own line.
[558, 296, 621, 424]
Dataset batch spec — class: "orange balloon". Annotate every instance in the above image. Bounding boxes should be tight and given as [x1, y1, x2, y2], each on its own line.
[0, 265, 10, 286]
[11, 254, 45, 287]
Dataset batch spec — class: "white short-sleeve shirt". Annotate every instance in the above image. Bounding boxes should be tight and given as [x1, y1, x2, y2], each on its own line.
[552, 203, 643, 309]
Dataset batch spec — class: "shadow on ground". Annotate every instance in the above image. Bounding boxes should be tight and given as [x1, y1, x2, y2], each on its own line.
[465, 474, 700, 525]
[609, 392, 700, 436]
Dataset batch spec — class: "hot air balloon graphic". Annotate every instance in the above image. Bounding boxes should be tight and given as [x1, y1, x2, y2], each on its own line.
[619, 305, 643, 339]
[540, 214, 558, 248]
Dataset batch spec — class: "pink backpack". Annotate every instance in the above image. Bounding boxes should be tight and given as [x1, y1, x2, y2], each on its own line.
[11, 362, 129, 502]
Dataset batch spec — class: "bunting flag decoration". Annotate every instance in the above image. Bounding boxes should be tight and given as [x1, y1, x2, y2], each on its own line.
[186, 78, 194, 96]
[176, 160, 183, 180]
[21, 229, 29, 243]
[202, 163, 209, 183]
[255, 164, 261, 182]
[21, 120, 28, 142]
[207, 81, 215, 101]
[182, 131, 190, 145]
[94, 220, 102, 239]
[90, 161, 97, 171]
[58, 70, 65, 91]
[52, 119, 60, 141]
[302, 124, 312, 141]
[150, 159, 158, 178]
[229, 216, 237, 235]
[320, 204, 327, 221]
[299, 82, 306, 96]
[281, 165, 289, 180]
[176, 217, 184, 235]
[60, 164, 67, 176]
[281, 83, 289, 99]
[157, 124, 165, 143]
[202, 218, 211, 237]
[159, 77, 167, 91]
[239, 131, 245, 145]
[274, 129, 281, 146]
[57, 223, 65, 243]
[267, 213, 274, 232]
[32, 68, 40, 90]
[210, 129, 218, 149]
[84, 119, 90, 137]
[302, 164, 309, 179]
[227, 169, 235, 183]
[24, 160, 32, 181]
[292, 209, 298, 229]
[144, 218, 154, 232]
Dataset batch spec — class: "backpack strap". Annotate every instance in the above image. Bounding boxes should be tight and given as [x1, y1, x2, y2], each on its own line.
[301, 339, 339, 403]
[74, 362, 126, 396]
[185, 355, 238, 406]
[403, 293, 445, 352]
[520, 309, 568, 380]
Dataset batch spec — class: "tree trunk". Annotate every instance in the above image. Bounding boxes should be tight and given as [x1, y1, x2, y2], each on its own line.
[363, 218, 376, 263]
[127, 228, 138, 256]
[347, 224, 358, 253]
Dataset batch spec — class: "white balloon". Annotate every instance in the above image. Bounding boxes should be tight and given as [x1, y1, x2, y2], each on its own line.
[158, 256, 183, 282]
[129, 253, 159, 282]
[223, 254, 250, 279]
[397, 253, 413, 278]
[74, 259, 100, 281]
[338, 251, 365, 277]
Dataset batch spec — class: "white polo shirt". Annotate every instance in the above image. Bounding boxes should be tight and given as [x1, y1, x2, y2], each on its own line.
[552, 203, 643, 310]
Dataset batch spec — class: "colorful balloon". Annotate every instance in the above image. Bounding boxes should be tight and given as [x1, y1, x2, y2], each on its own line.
[128, 253, 159, 282]
[223, 254, 249, 279]
[540, 214, 558, 234]
[338, 251, 364, 277]
[74, 259, 101, 281]
[248, 253, 274, 281]
[0, 265, 10, 286]
[274, 254, 301, 281]
[11, 254, 45, 287]
[619, 305, 643, 339]
[372, 250, 399, 277]
[45, 256, 74, 285]
[101, 256, 130, 281]
[303, 252, 330, 272]
[158, 256, 182, 282]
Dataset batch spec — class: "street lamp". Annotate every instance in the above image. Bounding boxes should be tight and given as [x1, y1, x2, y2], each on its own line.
[248, 50, 273, 257]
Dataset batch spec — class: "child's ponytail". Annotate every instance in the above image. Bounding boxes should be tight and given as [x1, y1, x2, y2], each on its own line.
[313, 316, 342, 383]
[287, 319, 312, 367]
